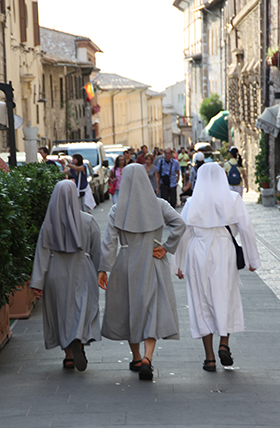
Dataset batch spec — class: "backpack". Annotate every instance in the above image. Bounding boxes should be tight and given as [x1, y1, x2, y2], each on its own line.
[228, 162, 241, 185]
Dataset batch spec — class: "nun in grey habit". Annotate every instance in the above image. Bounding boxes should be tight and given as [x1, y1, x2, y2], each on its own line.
[30, 180, 101, 371]
[98, 164, 186, 380]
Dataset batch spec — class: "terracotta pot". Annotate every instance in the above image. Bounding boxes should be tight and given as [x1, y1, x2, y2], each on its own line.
[261, 182, 270, 189]
[9, 279, 35, 319]
[0, 304, 12, 349]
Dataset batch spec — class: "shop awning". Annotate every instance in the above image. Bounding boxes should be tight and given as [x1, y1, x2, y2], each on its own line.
[205, 110, 229, 142]
[255, 104, 280, 138]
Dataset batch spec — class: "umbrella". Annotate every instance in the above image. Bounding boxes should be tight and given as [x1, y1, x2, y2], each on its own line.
[205, 110, 229, 142]
[255, 104, 280, 138]
[0, 101, 24, 130]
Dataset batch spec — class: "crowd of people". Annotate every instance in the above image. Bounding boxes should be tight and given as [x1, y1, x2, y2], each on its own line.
[30, 144, 260, 381]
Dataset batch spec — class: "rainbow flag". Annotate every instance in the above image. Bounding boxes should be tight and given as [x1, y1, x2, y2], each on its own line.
[84, 82, 95, 100]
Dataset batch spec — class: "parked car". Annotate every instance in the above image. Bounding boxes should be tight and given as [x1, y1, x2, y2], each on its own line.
[106, 154, 117, 171]
[51, 141, 110, 202]
[0, 151, 42, 166]
[104, 144, 129, 157]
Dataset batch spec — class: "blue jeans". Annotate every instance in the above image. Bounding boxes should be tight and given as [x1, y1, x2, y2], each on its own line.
[112, 189, 119, 204]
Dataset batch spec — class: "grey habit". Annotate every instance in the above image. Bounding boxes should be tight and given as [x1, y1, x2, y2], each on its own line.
[30, 180, 101, 350]
[99, 163, 186, 343]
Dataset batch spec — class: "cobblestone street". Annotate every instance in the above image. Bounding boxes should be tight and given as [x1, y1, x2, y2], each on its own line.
[1, 194, 280, 428]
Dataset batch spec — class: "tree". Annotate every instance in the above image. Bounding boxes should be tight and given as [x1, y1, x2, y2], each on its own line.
[199, 93, 223, 126]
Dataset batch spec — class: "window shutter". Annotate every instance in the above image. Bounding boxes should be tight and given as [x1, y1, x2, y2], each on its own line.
[19, 0, 27, 43]
[1, 0, 6, 14]
[32, 2, 40, 46]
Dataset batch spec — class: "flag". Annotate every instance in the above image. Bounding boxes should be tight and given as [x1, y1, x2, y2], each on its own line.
[84, 82, 95, 100]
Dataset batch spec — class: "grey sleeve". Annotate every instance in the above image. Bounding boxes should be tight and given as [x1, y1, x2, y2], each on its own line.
[89, 218, 101, 273]
[30, 226, 51, 291]
[160, 200, 187, 254]
[99, 206, 119, 272]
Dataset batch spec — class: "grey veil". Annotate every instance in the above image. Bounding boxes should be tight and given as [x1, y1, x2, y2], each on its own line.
[42, 180, 83, 253]
[114, 163, 164, 233]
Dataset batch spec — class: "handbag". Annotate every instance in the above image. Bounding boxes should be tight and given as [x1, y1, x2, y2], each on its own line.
[225, 226, 245, 270]
[108, 180, 116, 195]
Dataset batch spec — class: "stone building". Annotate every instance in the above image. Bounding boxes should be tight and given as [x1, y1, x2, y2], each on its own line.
[226, 0, 266, 191]
[97, 73, 150, 150]
[0, 0, 44, 151]
[40, 27, 102, 148]
[173, 0, 227, 145]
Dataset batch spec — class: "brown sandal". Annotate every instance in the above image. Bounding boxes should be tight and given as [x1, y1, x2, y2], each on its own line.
[63, 358, 75, 369]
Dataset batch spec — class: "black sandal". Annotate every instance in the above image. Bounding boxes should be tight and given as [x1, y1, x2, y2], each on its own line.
[70, 340, 88, 372]
[129, 359, 142, 372]
[203, 359, 216, 372]
[218, 344, 233, 366]
[139, 356, 154, 380]
[63, 358, 75, 369]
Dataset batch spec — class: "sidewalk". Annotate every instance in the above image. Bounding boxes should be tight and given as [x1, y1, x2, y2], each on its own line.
[1, 197, 280, 428]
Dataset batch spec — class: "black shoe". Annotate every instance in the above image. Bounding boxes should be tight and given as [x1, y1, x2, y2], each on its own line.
[129, 359, 142, 372]
[203, 359, 216, 372]
[218, 345, 233, 366]
[70, 340, 88, 372]
[139, 356, 154, 380]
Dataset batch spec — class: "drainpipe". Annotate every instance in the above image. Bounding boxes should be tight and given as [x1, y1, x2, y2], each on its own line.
[112, 90, 121, 144]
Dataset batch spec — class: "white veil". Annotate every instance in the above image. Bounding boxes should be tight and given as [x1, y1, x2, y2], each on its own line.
[185, 162, 240, 228]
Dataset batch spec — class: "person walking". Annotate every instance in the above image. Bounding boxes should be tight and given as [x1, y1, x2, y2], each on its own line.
[224, 146, 249, 197]
[98, 164, 186, 380]
[144, 153, 160, 195]
[38, 146, 56, 165]
[109, 154, 126, 204]
[136, 145, 149, 164]
[157, 148, 180, 208]
[172, 163, 260, 372]
[181, 151, 204, 195]
[30, 180, 101, 371]
[58, 153, 96, 213]
[178, 147, 190, 177]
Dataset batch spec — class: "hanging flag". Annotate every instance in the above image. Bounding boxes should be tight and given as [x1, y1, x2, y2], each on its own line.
[84, 82, 95, 100]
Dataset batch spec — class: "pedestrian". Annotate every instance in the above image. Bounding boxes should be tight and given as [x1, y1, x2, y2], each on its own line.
[124, 150, 134, 165]
[183, 151, 205, 194]
[172, 163, 260, 372]
[98, 164, 186, 380]
[136, 145, 148, 164]
[157, 148, 180, 208]
[58, 153, 96, 213]
[38, 146, 56, 165]
[144, 153, 160, 195]
[179, 171, 192, 205]
[109, 154, 126, 204]
[30, 180, 101, 371]
[178, 147, 190, 177]
[224, 146, 249, 197]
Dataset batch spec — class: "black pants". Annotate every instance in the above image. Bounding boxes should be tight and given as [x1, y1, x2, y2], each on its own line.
[160, 184, 177, 208]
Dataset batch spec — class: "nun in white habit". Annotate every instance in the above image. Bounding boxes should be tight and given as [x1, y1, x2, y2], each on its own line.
[172, 163, 261, 372]
[30, 180, 101, 371]
[98, 163, 186, 380]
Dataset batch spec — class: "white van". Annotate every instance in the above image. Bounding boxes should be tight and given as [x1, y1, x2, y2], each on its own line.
[51, 141, 110, 202]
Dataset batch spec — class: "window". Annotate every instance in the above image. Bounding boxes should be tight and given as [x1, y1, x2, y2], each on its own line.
[33, 84, 36, 103]
[42, 74, 45, 99]
[59, 77, 63, 107]
[19, 0, 27, 42]
[36, 104, 39, 124]
[50, 75, 53, 108]
[32, 2, 40, 46]
[0, 0, 5, 14]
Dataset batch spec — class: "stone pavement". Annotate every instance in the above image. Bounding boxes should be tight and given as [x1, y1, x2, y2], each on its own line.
[1, 194, 280, 428]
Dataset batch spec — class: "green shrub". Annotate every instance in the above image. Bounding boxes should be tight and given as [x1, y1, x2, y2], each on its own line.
[0, 163, 63, 308]
[199, 93, 223, 126]
[255, 131, 271, 191]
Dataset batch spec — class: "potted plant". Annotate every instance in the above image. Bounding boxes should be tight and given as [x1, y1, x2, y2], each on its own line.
[255, 132, 271, 191]
[267, 47, 279, 66]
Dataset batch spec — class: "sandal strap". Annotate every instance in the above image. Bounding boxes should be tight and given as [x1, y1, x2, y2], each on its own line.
[142, 356, 152, 366]
[219, 344, 230, 351]
[131, 359, 142, 364]
[204, 359, 216, 364]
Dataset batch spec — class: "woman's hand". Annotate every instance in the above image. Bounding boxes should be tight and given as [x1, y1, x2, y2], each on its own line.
[98, 271, 108, 290]
[176, 269, 184, 279]
[153, 246, 167, 259]
[33, 288, 43, 299]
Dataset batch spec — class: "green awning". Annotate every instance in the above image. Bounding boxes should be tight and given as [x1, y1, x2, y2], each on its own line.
[205, 110, 229, 142]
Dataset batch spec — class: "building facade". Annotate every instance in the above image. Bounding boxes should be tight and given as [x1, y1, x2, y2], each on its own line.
[98, 73, 150, 150]
[40, 27, 101, 148]
[146, 89, 164, 150]
[1, 0, 44, 151]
